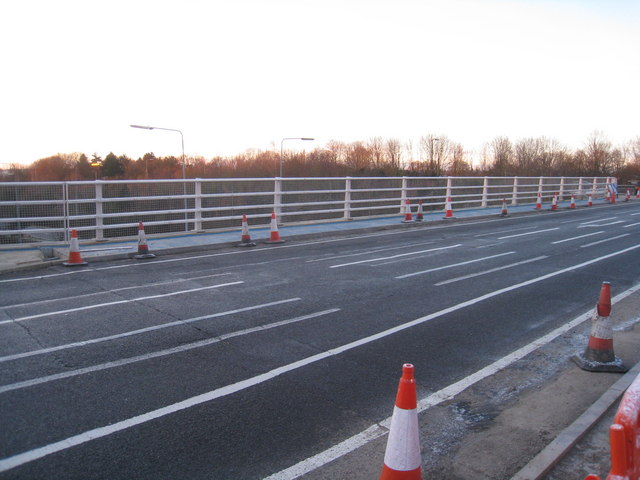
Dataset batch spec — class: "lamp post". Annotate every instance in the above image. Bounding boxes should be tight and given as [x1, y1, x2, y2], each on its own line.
[280, 137, 314, 177]
[131, 124, 188, 231]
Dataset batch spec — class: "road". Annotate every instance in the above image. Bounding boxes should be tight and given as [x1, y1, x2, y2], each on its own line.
[1, 203, 639, 479]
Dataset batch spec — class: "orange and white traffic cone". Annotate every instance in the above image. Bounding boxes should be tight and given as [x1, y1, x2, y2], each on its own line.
[63, 229, 88, 266]
[587, 194, 593, 207]
[402, 200, 414, 223]
[134, 222, 156, 259]
[534, 192, 542, 210]
[572, 282, 628, 373]
[264, 211, 285, 244]
[237, 215, 256, 247]
[624, 189, 630, 202]
[551, 193, 558, 210]
[443, 197, 455, 219]
[499, 198, 509, 217]
[636, 188, 640, 199]
[415, 200, 424, 222]
[569, 194, 576, 209]
[379, 364, 422, 480]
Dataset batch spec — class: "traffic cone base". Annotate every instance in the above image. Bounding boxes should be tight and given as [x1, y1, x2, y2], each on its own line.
[134, 222, 156, 259]
[443, 197, 455, 219]
[415, 201, 424, 222]
[401, 200, 414, 223]
[237, 215, 256, 247]
[63, 229, 88, 266]
[534, 193, 542, 210]
[572, 282, 628, 373]
[499, 199, 509, 217]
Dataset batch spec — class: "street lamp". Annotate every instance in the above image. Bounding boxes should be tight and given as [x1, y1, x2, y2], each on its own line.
[130, 125, 185, 180]
[280, 137, 314, 177]
[131, 124, 188, 231]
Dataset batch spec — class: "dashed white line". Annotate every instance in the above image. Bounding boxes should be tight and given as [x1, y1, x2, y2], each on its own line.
[395, 252, 515, 279]
[0, 308, 340, 394]
[551, 231, 605, 244]
[0, 298, 301, 363]
[498, 228, 559, 240]
[329, 245, 461, 268]
[0, 281, 244, 325]
[581, 233, 630, 248]
[435, 256, 548, 286]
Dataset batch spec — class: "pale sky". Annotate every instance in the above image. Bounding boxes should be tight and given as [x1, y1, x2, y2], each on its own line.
[1, 0, 639, 166]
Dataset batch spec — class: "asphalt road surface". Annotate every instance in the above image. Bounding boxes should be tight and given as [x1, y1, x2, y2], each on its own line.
[1, 203, 639, 479]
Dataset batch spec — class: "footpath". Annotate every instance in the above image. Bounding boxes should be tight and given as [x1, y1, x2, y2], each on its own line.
[1, 199, 639, 480]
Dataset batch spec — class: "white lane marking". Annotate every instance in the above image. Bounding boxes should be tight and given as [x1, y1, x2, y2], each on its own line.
[0, 309, 340, 394]
[579, 220, 625, 228]
[632, 212, 640, 216]
[0, 282, 244, 326]
[265, 281, 640, 480]
[0, 298, 301, 363]
[551, 231, 605, 244]
[581, 233, 630, 248]
[329, 245, 461, 269]
[395, 252, 515, 280]
[1, 273, 233, 310]
[578, 217, 617, 226]
[0, 217, 520, 284]
[623, 222, 640, 228]
[435, 256, 548, 286]
[498, 228, 559, 240]
[474, 226, 538, 237]
[2, 244, 639, 473]
[305, 241, 435, 263]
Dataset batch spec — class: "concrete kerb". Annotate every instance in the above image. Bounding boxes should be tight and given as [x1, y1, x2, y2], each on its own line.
[0, 200, 618, 275]
[511, 360, 640, 480]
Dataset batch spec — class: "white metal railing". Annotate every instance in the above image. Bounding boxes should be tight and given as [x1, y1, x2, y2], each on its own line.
[0, 176, 614, 245]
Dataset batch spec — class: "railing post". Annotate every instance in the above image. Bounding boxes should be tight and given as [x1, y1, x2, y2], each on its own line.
[344, 176, 352, 220]
[481, 176, 489, 208]
[95, 181, 104, 241]
[445, 176, 452, 202]
[559, 177, 565, 201]
[538, 177, 544, 199]
[194, 179, 203, 232]
[577, 177, 584, 199]
[511, 176, 519, 205]
[274, 177, 282, 220]
[400, 176, 408, 213]
[592, 177, 598, 197]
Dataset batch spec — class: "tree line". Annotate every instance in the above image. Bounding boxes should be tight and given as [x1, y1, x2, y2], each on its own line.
[3, 132, 640, 183]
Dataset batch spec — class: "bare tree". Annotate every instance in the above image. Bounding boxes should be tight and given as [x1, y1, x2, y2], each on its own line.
[489, 137, 513, 176]
[385, 138, 403, 174]
[420, 134, 450, 176]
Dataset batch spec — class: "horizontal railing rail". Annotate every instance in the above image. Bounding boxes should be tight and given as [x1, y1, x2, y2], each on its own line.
[0, 176, 614, 245]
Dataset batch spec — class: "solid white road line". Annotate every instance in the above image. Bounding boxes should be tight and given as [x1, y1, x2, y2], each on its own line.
[0, 281, 243, 325]
[581, 233, 630, 248]
[0, 298, 301, 363]
[473, 226, 538, 237]
[1, 243, 639, 473]
[395, 252, 515, 279]
[265, 280, 640, 480]
[578, 217, 617, 226]
[551, 231, 604, 244]
[329, 245, 461, 268]
[435, 256, 548, 286]
[498, 228, 559, 240]
[623, 222, 640, 228]
[0, 309, 340, 395]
